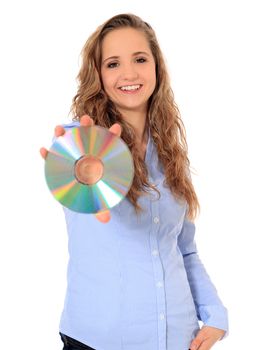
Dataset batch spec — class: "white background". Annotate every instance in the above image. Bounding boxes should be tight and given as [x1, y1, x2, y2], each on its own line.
[0, 0, 272, 349]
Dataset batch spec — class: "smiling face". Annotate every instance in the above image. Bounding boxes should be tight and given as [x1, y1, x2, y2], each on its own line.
[100, 27, 156, 116]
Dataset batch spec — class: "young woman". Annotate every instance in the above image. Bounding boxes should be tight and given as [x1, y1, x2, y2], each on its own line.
[41, 13, 228, 350]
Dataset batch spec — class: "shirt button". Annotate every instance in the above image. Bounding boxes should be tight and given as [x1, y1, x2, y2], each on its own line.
[153, 216, 160, 224]
[159, 313, 165, 320]
[152, 250, 159, 256]
[156, 281, 163, 288]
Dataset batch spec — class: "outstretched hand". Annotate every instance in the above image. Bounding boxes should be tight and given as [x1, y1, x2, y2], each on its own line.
[40, 115, 122, 223]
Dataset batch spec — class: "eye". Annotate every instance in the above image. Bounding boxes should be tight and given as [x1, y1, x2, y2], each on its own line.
[107, 62, 119, 68]
[136, 57, 147, 63]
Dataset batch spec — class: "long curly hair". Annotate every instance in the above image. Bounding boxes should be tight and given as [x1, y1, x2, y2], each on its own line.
[69, 13, 200, 221]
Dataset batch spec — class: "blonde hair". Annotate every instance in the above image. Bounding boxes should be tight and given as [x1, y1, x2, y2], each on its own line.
[69, 13, 200, 221]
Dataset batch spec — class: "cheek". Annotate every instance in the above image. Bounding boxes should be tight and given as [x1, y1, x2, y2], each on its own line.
[101, 70, 113, 92]
[147, 71, 156, 93]
[145, 66, 156, 89]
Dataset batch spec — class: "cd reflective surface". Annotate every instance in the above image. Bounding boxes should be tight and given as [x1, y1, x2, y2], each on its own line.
[45, 126, 134, 213]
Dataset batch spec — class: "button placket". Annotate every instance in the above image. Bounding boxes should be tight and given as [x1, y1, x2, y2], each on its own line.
[149, 195, 167, 349]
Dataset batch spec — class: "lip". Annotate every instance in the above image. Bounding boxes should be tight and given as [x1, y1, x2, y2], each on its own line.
[118, 84, 143, 94]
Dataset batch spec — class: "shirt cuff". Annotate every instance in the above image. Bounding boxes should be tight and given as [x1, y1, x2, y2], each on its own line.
[198, 304, 229, 340]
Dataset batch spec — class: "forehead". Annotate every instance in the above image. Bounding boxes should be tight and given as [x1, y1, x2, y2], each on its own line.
[101, 27, 151, 57]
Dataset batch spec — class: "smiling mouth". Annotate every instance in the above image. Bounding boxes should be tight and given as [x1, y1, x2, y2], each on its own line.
[118, 84, 142, 91]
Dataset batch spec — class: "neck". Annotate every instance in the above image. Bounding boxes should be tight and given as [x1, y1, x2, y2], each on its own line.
[119, 108, 148, 144]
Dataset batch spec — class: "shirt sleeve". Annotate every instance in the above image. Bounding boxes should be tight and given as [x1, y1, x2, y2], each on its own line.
[177, 215, 229, 339]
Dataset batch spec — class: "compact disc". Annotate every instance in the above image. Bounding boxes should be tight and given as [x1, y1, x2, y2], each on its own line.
[44, 125, 134, 213]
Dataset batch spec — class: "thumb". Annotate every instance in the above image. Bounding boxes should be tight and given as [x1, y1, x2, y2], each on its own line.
[95, 210, 111, 223]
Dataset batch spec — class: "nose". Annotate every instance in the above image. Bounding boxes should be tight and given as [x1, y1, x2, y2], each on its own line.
[121, 63, 138, 81]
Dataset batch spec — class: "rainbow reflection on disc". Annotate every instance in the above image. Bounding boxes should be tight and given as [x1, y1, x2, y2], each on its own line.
[44, 125, 134, 214]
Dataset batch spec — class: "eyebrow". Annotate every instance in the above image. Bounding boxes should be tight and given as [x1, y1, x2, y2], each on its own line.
[102, 51, 150, 64]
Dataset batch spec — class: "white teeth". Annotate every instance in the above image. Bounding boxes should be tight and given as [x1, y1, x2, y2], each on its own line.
[120, 84, 141, 91]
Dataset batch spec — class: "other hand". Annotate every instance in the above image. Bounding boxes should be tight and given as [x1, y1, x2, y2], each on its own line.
[189, 326, 225, 350]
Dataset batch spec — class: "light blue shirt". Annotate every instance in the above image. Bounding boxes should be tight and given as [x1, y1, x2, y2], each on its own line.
[59, 121, 228, 350]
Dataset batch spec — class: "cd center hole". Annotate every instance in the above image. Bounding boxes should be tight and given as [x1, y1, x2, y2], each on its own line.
[74, 155, 104, 185]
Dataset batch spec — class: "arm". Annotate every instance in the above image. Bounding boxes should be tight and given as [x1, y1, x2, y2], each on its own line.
[177, 216, 229, 338]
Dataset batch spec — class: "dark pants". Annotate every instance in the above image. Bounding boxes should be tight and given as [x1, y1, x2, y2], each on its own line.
[59, 333, 96, 350]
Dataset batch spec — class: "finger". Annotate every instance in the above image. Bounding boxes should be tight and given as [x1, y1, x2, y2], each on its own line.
[189, 339, 202, 350]
[80, 115, 94, 127]
[54, 125, 65, 137]
[109, 123, 122, 137]
[195, 338, 215, 350]
[189, 332, 205, 350]
[95, 210, 111, 223]
[40, 147, 48, 160]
